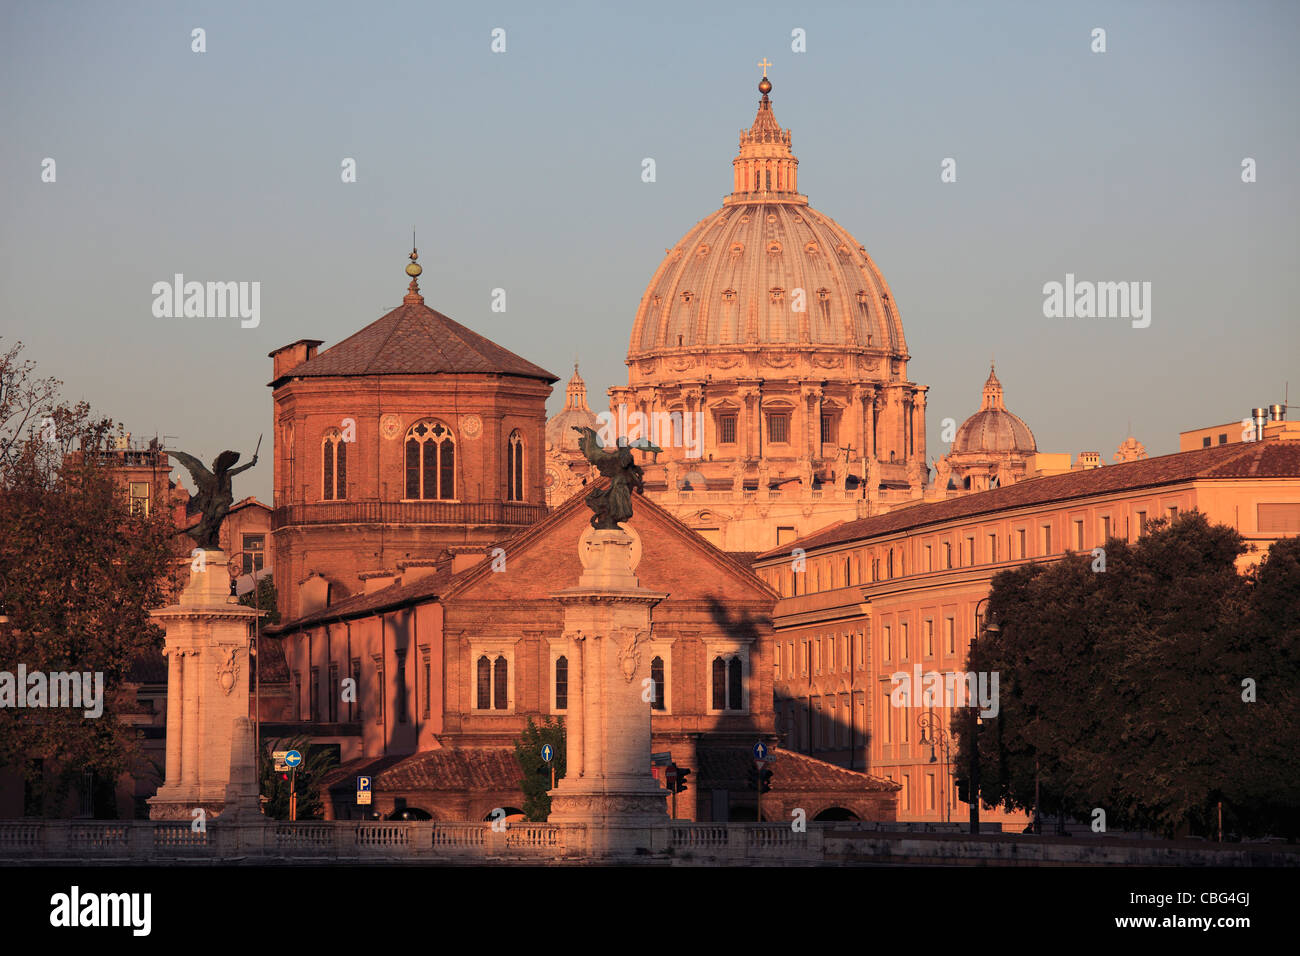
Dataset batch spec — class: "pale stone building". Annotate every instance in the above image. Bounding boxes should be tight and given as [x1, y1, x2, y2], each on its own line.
[609, 76, 930, 554]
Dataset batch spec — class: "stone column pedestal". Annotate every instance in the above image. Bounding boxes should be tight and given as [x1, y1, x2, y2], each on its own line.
[148, 550, 261, 821]
[548, 527, 669, 855]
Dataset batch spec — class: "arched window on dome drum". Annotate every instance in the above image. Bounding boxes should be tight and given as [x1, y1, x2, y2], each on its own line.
[405, 420, 455, 500]
[650, 656, 665, 711]
[507, 431, 525, 502]
[322, 429, 347, 500]
[476, 656, 491, 710]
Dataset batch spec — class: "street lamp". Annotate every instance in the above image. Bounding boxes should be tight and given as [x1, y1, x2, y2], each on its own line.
[918, 710, 952, 823]
[969, 597, 999, 834]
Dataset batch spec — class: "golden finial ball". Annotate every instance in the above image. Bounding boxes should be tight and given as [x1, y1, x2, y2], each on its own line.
[758, 77, 772, 95]
[406, 262, 422, 277]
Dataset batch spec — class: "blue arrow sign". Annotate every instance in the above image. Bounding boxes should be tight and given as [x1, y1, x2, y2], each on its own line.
[284, 749, 303, 768]
[541, 744, 554, 763]
[752, 742, 768, 761]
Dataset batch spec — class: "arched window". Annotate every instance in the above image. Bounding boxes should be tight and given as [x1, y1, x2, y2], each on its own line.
[650, 656, 665, 711]
[555, 656, 568, 711]
[728, 658, 743, 710]
[712, 655, 745, 711]
[507, 430, 525, 502]
[476, 656, 491, 710]
[322, 429, 347, 500]
[493, 655, 508, 710]
[405, 420, 455, 500]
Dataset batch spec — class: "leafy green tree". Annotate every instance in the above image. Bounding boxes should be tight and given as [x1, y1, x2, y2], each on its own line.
[258, 735, 338, 820]
[955, 511, 1300, 838]
[512, 716, 565, 821]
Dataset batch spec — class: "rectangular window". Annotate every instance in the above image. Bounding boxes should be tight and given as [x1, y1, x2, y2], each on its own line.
[804, 641, 811, 676]
[945, 617, 955, 655]
[128, 481, 150, 516]
[395, 649, 408, 723]
[1101, 515, 1111, 541]
[718, 414, 737, 445]
[1136, 510, 1147, 538]
[924, 620, 934, 657]
[767, 413, 790, 444]
[855, 633, 863, 669]
[350, 659, 361, 721]
[815, 640, 822, 674]
[1074, 520, 1084, 551]
[1018, 529, 1027, 559]
[1042, 524, 1052, 555]
[883, 625, 891, 661]
[927, 773, 936, 811]
[1202, 436, 1211, 448]
[776, 526, 797, 547]
[309, 667, 319, 721]
[555, 656, 569, 711]
[1167, 505, 1179, 520]
[966, 536, 975, 565]
[943, 541, 952, 569]
[242, 534, 265, 575]
[820, 414, 834, 444]
[988, 533, 998, 563]
[1218, 434, 1228, 445]
[924, 544, 932, 571]
[422, 653, 431, 718]
[901, 622, 909, 660]
[328, 664, 339, 722]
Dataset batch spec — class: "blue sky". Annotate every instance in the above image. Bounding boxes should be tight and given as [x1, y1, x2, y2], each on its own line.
[2, 0, 1297, 502]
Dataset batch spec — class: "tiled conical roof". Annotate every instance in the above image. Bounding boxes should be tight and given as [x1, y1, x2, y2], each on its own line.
[287, 299, 558, 383]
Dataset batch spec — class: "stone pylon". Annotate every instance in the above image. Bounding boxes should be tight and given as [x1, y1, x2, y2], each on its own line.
[547, 527, 668, 854]
[148, 550, 261, 820]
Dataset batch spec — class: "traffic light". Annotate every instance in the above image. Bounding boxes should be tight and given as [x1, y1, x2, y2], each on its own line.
[672, 767, 691, 794]
[747, 765, 773, 793]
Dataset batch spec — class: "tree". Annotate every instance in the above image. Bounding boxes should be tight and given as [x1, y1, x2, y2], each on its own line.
[512, 716, 565, 821]
[238, 575, 280, 627]
[258, 735, 338, 820]
[955, 511, 1299, 838]
[0, 340, 176, 816]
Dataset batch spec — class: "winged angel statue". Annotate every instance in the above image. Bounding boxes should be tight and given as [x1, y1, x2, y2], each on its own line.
[167, 437, 260, 549]
[572, 426, 661, 530]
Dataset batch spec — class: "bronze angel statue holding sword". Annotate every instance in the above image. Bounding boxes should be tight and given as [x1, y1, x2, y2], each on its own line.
[167, 436, 261, 550]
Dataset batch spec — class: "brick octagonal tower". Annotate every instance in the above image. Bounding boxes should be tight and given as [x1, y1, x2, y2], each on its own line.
[269, 250, 559, 621]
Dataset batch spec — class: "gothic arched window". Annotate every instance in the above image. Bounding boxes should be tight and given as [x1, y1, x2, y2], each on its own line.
[405, 420, 455, 500]
[507, 430, 525, 502]
[650, 656, 665, 711]
[712, 657, 727, 710]
[322, 429, 347, 500]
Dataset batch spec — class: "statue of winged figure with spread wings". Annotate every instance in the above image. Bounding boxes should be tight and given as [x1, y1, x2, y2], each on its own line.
[168, 436, 260, 550]
[571, 426, 661, 530]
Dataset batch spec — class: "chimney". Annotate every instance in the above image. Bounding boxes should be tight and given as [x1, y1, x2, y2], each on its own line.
[269, 339, 325, 383]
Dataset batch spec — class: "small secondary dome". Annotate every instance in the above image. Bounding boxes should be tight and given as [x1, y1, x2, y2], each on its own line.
[952, 366, 1037, 454]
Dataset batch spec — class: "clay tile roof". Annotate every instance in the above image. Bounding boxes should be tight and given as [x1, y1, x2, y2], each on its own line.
[282, 301, 558, 383]
[373, 749, 524, 791]
[699, 748, 899, 792]
[266, 566, 456, 634]
[758, 440, 1300, 559]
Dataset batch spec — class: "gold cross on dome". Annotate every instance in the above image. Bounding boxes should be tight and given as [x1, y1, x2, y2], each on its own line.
[758, 57, 772, 77]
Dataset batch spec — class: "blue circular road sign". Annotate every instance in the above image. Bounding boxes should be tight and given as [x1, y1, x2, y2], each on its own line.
[541, 744, 554, 763]
[753, 742, 768, 761]
[284, 749, 303, 768]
